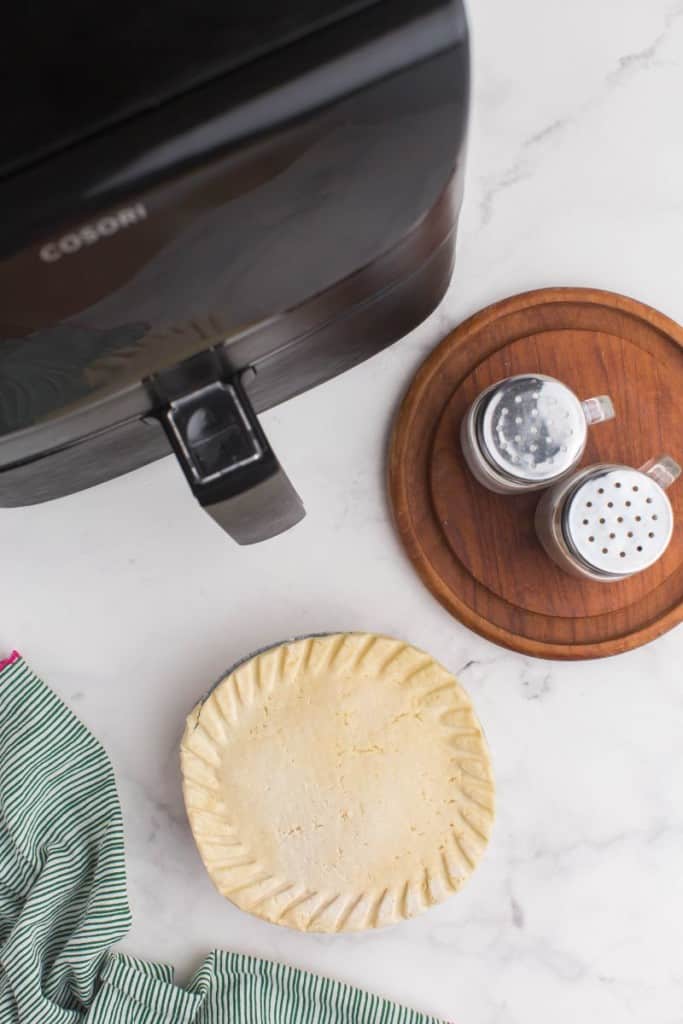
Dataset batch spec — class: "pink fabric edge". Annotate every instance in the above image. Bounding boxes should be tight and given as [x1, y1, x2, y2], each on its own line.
[0, 651, 20, 672]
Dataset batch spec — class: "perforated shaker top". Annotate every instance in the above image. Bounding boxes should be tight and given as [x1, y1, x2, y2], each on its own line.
[479, 375, 587, 483]
[563, 467, 674, 575]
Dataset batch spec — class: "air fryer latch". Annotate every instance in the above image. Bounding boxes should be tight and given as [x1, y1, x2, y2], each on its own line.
[162, 373, 305, 544]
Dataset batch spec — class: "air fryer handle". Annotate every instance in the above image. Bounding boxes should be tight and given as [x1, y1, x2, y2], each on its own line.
[162, 375, 305, 544]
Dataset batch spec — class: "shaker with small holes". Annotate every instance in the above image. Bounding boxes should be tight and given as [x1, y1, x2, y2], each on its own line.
[535, 455, 681, 581]
[460, 374, 615, 494]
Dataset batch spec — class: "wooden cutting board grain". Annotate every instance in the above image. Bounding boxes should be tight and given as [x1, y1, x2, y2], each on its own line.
[388, 288, 683, 659]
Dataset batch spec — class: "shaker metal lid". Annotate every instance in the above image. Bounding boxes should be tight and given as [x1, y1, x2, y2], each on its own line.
[563, 466, 674, 576]
[478, 375, 587, 483]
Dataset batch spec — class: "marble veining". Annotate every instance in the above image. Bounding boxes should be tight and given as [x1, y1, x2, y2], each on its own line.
[1, 2, 683, 1022]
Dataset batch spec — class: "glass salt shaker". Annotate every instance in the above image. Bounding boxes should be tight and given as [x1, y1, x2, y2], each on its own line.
[535, 455, 681, 581]
[460, 374, 615, 494]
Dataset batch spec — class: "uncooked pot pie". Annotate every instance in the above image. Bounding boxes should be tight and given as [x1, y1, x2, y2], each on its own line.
[181, 633, 495, 932]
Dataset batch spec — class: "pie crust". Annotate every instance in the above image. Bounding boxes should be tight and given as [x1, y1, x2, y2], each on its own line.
[181, 633, 495, 932]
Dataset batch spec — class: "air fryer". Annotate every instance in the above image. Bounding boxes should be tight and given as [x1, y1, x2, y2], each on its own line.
[0, 0, 469, 543]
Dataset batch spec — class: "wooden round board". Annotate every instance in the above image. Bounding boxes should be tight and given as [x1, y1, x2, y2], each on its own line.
[388, 288, 683, 659]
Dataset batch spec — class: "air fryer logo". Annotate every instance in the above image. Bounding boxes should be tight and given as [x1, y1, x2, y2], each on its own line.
[39, 203, 148, 262]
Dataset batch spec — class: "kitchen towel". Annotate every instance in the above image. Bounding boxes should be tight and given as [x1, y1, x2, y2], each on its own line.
[0, 652, 444, 1024]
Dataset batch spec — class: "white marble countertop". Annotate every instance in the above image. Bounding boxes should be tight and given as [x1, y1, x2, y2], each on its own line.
[3, 2, 683, 1022]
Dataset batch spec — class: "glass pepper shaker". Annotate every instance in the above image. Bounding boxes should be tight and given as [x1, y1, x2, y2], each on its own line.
[461, 374, 615, 494]
[535, 455, 681, 581]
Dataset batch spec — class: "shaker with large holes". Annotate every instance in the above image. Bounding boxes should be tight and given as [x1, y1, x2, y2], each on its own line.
[535, 456, 681, 581]
[460, 374, 615, 494]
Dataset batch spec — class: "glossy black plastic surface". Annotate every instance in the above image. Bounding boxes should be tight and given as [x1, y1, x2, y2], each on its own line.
[2, 1, 379, 178]
[0, 0, 469, 508]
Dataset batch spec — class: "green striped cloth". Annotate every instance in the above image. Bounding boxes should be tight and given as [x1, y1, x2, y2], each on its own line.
[0, 653, 446, 1024]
